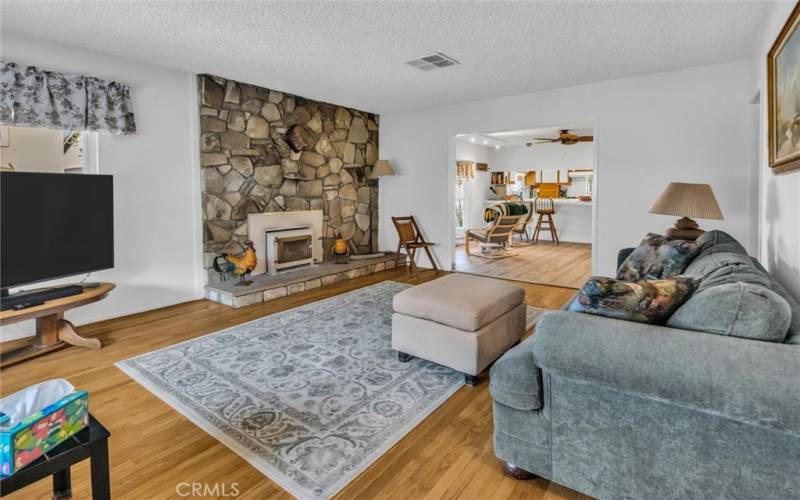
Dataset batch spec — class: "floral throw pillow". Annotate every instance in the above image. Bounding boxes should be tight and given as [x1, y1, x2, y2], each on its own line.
[617, 233, 700, 281]
[568, 277, 697, 324]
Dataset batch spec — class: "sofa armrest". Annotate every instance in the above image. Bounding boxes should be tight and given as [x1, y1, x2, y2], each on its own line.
[617, 247, 634, 269]
[489, 336, 542, 411]
[533, 311, 800, 436]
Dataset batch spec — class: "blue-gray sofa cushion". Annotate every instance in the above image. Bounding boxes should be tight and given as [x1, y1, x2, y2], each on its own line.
[695, 262, 773, 290]
[694, 229, 748, 256]
[667, 282, 791, 342]
[675, 230, 797, 343]
[683, 251, 753, 278]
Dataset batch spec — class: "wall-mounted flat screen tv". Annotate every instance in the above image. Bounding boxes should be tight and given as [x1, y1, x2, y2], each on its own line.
[1, 172, 114, 290]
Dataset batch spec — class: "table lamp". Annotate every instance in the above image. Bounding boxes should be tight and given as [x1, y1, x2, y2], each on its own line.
[649, 182, 723, 240]
[370, 160, 395, 179]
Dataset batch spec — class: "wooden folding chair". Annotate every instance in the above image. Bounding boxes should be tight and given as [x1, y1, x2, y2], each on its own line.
[392, 216, 438, 277]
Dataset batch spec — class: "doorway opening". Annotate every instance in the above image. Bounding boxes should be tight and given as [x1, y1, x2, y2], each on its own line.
[451, 124, 597, 289]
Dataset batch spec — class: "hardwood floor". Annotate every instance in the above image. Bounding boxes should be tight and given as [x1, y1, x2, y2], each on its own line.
[0, 268, 589, 500]
[454, 240, 591, 289]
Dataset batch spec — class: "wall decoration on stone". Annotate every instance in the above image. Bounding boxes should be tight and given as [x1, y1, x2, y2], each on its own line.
[199, 75, 380, 283]
[285, 124, 314, 152]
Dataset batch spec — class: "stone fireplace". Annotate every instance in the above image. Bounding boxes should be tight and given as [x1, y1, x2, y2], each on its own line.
[199, 75, 379, 283]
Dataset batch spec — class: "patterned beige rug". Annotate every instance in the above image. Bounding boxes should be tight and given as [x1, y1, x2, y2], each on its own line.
[117, 281, 552, 499]
[117, 281, 463, 499]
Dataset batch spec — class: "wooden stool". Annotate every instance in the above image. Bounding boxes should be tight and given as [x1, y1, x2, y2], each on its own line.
[532, 197, 559, 244]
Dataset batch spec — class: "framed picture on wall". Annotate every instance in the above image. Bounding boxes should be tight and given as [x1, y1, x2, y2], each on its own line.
[767, 1, 800, 173]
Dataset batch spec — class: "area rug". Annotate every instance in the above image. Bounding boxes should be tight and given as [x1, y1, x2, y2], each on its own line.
[116, 281, 464, 499]
[117, 281, 552, 498]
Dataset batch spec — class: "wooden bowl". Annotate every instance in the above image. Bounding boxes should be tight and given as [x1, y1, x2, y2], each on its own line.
[578, 195, 592, 202]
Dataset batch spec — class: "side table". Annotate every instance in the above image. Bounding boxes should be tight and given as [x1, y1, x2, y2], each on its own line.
[0, 414, 110, 499]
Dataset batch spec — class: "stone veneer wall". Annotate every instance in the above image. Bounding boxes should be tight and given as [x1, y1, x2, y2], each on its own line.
[199, 75, 379, 283]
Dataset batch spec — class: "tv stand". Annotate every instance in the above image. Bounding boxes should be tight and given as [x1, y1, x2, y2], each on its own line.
[0, 283, 114, 368]
[0, 285, 85, 311]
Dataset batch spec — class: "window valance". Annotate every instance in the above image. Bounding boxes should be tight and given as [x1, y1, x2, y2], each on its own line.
[0, 62, 136, 135]
[456, 160, 474, 181]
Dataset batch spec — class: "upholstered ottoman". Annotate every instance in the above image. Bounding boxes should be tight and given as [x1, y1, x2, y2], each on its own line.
[392, 273, 526, 385]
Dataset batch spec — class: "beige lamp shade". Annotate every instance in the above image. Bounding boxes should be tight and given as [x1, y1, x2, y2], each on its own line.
[650, 183, 723, 220]
[370, 160, 395, 179]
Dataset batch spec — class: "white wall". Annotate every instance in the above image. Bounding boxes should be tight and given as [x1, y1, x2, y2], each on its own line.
[752, 2, 800, 301]
[1, 32, 203, 341]
[379, 60, 752, 275]
[0, 127, 83, 173]
[455, 141, 491, 228]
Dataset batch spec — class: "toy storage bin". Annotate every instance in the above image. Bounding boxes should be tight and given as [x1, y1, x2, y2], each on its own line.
[0, 379, 89, 477]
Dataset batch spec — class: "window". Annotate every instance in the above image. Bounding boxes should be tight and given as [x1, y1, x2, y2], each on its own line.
[0, 126, 96, 174]
[455, 177, 468, 231]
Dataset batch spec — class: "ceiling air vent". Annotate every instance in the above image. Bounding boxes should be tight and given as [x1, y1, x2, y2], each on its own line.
[404, 52, 460, 71]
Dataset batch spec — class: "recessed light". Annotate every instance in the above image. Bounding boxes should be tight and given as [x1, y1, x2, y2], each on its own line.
[470, 137, 475, 143]
[495, 145, 500, 149]
[483, 140, 487, 144]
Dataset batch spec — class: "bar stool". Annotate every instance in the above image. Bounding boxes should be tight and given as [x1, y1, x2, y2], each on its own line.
[532, 197, 559, 244]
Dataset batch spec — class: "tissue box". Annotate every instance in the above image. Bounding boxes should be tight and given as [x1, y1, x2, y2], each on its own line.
[0, 390, 89, 477]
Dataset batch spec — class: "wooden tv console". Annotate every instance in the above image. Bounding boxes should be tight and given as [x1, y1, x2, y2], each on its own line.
[0, 283, 114, 368]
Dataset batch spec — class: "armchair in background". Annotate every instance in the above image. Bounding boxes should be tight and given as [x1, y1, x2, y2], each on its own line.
[465, 215, 520, 255]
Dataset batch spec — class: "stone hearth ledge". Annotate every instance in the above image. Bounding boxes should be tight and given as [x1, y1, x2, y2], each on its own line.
[205, 253, 407, 308]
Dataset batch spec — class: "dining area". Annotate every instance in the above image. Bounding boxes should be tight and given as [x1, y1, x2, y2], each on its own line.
[470, 195, 592, 247]
[453, 196, 591, 288]
[453, 126, 595, 288]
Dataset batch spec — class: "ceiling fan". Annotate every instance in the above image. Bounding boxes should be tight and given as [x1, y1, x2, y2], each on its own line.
[526, 129, 593, 147]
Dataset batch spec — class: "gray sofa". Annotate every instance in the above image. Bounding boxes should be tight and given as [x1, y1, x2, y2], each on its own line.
[490, 231, 800, 499]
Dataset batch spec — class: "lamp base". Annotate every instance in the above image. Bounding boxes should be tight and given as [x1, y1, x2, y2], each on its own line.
[665, 216, 704, 240]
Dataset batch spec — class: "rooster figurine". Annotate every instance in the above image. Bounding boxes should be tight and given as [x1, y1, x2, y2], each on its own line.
[213, 240, 257, 286]
[331, 231, 348, 264]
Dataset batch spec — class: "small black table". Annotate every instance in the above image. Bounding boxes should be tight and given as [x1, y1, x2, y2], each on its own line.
[0, 414, 110, 499]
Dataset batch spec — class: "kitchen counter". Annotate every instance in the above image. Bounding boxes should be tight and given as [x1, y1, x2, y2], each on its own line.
[483, 198, 593, 243]
[484, 198, 592, 206]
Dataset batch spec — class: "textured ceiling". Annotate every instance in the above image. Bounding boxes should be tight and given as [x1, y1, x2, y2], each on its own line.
[1, 1, 768, 114]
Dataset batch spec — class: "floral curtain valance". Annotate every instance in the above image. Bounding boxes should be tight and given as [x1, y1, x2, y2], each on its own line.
[456, 160, 474, 181]
[0, 62, 136, 135]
